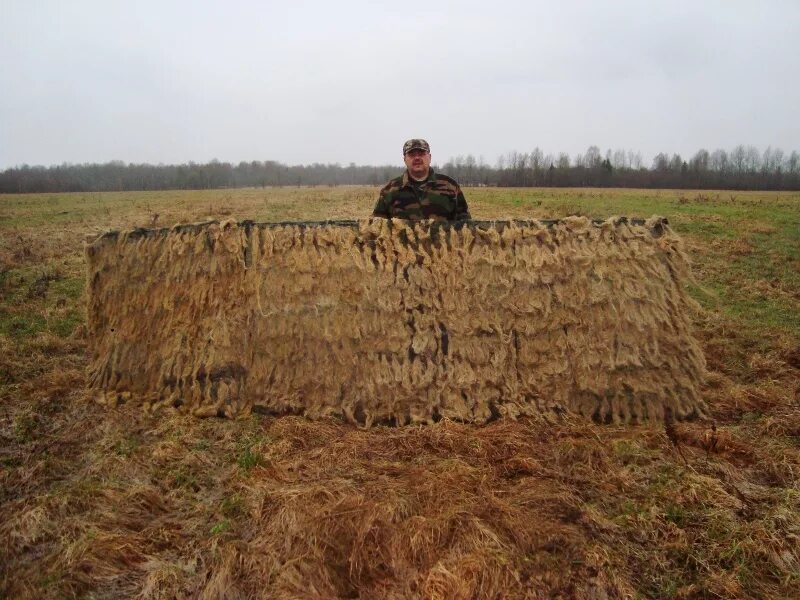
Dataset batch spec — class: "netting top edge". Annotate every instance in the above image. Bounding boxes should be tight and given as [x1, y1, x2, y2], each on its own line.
[90, 216, 668, 244]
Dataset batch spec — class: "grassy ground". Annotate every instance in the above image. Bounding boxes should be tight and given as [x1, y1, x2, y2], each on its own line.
[1, 187, 798, 599]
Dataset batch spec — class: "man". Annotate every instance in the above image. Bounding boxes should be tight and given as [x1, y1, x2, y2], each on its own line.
[372, 139, 471, 221]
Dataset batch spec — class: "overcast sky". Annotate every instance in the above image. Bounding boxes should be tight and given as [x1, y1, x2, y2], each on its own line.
[1, 0, 798, 169]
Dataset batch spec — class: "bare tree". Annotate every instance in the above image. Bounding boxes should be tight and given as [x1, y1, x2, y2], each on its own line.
[744, 145, 761, 172]
[628, 150, 643, 170]
[690, 149, 710, 172]
[731, 145, 746, 173]
[612, 149, 627, 170]
[710, 149, 729, 172]
[653, 153, 670, 172]
[584, 145, 602, 168]
[787, 151, 799, 174]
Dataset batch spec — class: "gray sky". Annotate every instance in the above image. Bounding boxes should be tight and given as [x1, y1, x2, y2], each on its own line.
[1, 0, 798, 169]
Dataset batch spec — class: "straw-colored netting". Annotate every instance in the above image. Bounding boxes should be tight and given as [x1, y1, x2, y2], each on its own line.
[85, 217, 706, 425]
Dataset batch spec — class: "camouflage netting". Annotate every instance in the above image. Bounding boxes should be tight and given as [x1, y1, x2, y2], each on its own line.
[85, 217, 707, 425]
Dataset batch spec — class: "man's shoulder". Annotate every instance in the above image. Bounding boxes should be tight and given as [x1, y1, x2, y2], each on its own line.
[431, 172, 463, 192]
[380, 174, 405, 194]
[433, 172, 461, 185]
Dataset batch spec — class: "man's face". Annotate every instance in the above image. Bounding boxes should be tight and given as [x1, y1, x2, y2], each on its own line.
[404, 149, 431, 180]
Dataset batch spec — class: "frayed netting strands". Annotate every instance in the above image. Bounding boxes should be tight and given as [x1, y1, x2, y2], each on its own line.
[85, 216, 706, 425]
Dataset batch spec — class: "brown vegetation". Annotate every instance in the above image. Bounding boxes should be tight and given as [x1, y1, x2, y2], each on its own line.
[86, 217, 705, 425]
[1, 187, 798, 599]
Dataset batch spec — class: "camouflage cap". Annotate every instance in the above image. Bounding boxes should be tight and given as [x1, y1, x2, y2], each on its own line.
[403, 139, 430, 155]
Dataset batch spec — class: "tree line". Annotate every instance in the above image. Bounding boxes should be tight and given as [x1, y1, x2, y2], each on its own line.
[1, 145, 798, 193]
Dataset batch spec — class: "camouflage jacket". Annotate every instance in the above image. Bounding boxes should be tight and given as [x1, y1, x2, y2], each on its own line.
[372, 169, 471, 221]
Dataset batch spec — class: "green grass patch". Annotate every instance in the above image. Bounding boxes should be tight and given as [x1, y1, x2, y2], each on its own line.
[237, 446, 263, 471]
[50, 276, 85, 300]
[0, 269, 33, 305]
[193, 438, 211, 451]
[51, 310, 83, 338]
[673, 219, 738, 240]
[665, 503, 690, 528]
[221, 494, 245, 518]
[612, 498, 648, 522]
[13, 411, 39, 443]
[210, 520, 231, 535]
[693, 281, 800, 336]
[645, 463, 681, 494]
[235, 429, 270, 471]
[611, 439, 654, 466]
[171, 465, 200, 491]
[0, 310, 47, 340]
[113, 435, 140, 458]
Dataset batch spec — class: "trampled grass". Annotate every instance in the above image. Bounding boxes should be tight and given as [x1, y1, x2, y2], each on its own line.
[1, 186, 798, 599]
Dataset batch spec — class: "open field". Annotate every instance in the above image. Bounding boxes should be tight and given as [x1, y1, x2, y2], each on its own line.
[1, 187, 799, 599]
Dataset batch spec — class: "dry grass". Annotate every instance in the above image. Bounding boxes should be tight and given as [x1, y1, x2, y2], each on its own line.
[1, 186, 799, 599]
[85, 217, 706, 425]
